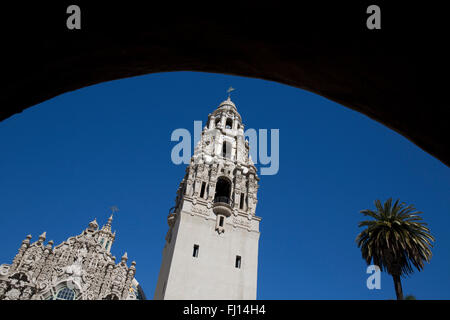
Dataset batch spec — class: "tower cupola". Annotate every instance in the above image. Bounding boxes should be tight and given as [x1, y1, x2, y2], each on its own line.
[97, 213, 116, 253]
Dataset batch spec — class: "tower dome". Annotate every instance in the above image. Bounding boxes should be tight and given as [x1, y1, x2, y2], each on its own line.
[210, 96, 242, 124]
[217, 96, 237, 111]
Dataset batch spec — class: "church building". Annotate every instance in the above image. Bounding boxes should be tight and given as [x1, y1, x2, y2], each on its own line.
[0, 215, 145, 300]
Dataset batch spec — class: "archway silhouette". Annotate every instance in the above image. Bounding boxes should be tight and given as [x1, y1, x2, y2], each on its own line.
[214, 177, 232, 204]
[1, 3, 448, 166]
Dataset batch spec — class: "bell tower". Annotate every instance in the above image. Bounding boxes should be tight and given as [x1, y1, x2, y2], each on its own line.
[154, 96, 261, 300]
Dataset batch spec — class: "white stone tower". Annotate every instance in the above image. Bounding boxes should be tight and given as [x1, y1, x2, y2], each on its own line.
[154, 96, 261, 300]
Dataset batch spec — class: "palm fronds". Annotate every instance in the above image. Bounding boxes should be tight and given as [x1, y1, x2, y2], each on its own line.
[356, 198, 434, 277]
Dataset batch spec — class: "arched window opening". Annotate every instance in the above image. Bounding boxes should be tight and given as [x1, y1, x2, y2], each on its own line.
[200, 182, 206, 198]
[225, 118, 233, 129]
[104, 294, 119, 300]
[105, 240, 110, 250]
[240, 193, 245, 209]
[56, 287, 75, 300]
[214, 177, 231, 204]
[215, 117, 220, 127]
[222, 141, 232, 159]
[11, 273, 28, 282]
[219, 216, 224, 227]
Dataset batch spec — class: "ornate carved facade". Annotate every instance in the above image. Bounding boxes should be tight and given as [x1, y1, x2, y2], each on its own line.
[0, 216, 145, 300]
[166, 96, 260, 241]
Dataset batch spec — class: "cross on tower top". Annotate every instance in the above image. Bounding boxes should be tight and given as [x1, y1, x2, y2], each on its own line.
[110, 206, 119, 214]
[227, 86, 235, 99]
[106, 206, 119, 226]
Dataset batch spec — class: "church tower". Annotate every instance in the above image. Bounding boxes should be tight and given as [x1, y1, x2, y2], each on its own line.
[154, 96, 261, 300]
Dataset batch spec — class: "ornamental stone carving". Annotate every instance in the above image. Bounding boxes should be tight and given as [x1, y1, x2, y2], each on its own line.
[0, 216, 145, 300]
[164, 97, 260, 235]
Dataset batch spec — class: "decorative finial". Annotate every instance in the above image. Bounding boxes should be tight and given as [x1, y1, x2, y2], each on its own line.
[39, 232, 46, 241]
[89, 218, 98, 229]
[46, 240, 54, 249]
[22, 235, 32, 245]
[227, 86, 235, 99]
[109, 206, 119, 221]
[105, 206, 118, 226]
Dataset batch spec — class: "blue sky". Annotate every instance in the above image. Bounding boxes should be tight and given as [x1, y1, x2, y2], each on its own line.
[0, 71, 449, 299]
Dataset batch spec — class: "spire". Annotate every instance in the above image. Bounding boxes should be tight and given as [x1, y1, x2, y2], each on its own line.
[101, 216, 112, 232]
[97, 207, 118, 253]
[107, 213, 113, 226]
[101, 206, 118, 233]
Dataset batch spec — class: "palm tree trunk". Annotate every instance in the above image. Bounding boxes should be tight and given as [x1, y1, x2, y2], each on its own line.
[392, 274, 403, 300]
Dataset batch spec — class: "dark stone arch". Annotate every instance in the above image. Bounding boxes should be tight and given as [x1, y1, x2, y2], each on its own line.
[10, 272, 28, 282]
[0, 3, 448, 166]
[215, 177, 232, 204]
[225, 118, 233, 129]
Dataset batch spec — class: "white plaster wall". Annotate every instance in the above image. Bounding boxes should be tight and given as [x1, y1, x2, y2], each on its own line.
[156, 209, 260, 300]
[153, 209, 183, 300]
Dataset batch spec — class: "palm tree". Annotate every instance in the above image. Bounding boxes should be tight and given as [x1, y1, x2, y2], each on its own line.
[356, 198, 434, 300]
